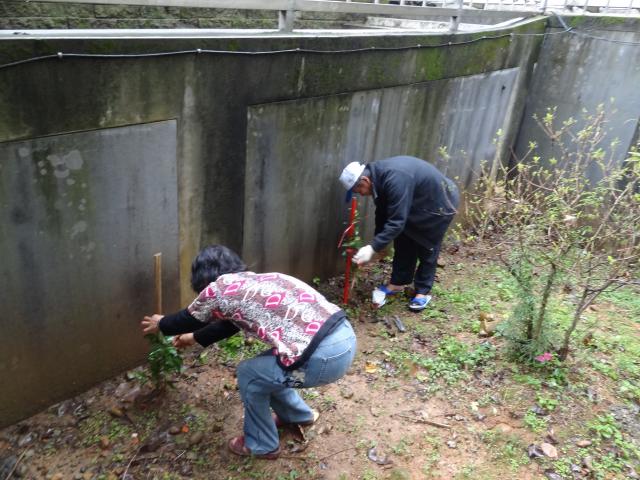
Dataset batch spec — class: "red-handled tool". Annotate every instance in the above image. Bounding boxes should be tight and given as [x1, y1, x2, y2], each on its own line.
[341, 197, 358, 305]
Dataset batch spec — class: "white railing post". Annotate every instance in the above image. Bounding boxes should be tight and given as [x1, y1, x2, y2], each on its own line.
[278, 9, 294, 31]
[279, 0, 296, 32]
[450, 0, 463, 31]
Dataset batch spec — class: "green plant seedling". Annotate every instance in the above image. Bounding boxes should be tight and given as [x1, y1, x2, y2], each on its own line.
[145, 332, 183, 389]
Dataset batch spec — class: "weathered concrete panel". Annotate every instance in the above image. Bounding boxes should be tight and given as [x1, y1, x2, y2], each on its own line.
[0, 121, 179, 426]
[244, 68, 520, 276]
[372, 68, 520, 188]
[515, 20, 640, 175]
[244, 97, 367, 279]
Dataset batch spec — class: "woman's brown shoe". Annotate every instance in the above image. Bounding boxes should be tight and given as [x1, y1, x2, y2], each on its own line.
[227, 435, 280, 460]
[272, 408, 320, 428]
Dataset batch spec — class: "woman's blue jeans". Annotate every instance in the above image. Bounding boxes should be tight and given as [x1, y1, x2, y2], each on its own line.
[236, 320, 357, 454]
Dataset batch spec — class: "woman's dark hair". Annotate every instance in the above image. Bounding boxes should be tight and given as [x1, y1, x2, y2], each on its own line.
[191, 245, 247, 293]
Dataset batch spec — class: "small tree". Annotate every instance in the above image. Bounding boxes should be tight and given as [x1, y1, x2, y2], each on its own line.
[466, 105, 639, 361]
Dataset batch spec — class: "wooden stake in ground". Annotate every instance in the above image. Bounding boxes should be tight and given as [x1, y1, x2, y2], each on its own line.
[154, 253, 162, 314]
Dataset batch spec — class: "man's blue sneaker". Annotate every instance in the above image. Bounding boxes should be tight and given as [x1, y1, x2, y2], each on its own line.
[377, 285, 402, 296]
[372, 285, 403, 308]
[409, 295, 432, 311]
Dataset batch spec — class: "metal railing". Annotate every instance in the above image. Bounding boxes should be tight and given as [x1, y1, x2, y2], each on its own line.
[32, 0, 640, 34]
[341, 0, 639, 11]
[340, 0, 639, 14]
[35, 0, 535, 33]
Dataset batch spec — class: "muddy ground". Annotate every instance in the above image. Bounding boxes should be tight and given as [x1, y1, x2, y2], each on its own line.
[1, 245, 639, 480]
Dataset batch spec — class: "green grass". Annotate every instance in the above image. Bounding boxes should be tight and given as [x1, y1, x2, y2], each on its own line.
[576, 287, 640, 406]
[522, 410, 547, 433]
[217, 334, 267, 363]
[536, 394, 558, 412]
[391, 436, 414, 456]
[601, 286, 640, 318]
[275, 470, 302, 480]
[78, 412, 132, 447]
[384, 336, 496, 386]
[361, 469, 379, 480]
[582, 414, 640, 478]
[481, 431, 530, 472]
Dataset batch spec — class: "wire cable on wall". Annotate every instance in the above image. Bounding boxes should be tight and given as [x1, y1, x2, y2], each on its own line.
[0, 15, 638, 71]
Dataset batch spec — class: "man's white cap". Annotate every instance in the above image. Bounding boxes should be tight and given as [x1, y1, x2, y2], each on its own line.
[339, 162, 366, 190]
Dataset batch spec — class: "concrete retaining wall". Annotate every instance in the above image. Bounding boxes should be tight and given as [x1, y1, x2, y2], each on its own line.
[514, 16, 640, 176]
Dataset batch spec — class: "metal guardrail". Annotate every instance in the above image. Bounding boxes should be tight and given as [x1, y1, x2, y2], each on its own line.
[32, 0, 640, 34]
[340, 0, 639, 13]
[33, 0, 532, 32]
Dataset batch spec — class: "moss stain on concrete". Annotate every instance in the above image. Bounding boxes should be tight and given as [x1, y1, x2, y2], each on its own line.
[416, 47, 447, 81]
[30, 148, 63, 235]
[566, 15, 630, 28]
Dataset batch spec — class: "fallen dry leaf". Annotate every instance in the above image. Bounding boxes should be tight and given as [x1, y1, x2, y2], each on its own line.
[365, 361, 379, 374]
[367, 447, 392, 465]
[540, 442, 558, 459]
[528, 444, 544, 458]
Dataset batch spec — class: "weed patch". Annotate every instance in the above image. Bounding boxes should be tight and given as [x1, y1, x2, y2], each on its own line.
[386, 337, 495, 386]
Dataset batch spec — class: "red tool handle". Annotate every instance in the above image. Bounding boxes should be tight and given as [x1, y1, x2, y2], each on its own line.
[342, 197, 357, 305]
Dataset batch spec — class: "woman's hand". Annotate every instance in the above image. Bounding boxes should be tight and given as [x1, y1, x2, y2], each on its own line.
[141, 314, 164, 335]
[173, 333, 196, 349]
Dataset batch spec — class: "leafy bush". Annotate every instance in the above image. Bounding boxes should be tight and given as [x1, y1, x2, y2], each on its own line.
[466, 105, 640, 361]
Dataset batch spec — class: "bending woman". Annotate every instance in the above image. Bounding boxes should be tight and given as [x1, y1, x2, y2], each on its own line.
[141, 245, 357, 459]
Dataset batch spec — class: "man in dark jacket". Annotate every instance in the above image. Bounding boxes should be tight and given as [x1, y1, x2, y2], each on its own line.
[339, 155, 459, 310]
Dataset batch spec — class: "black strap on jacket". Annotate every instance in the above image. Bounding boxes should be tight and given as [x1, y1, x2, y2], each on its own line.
[278, 309, 348, 371]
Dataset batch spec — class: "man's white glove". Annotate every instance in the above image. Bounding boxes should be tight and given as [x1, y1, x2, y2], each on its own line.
[353, 245, 375, 265]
